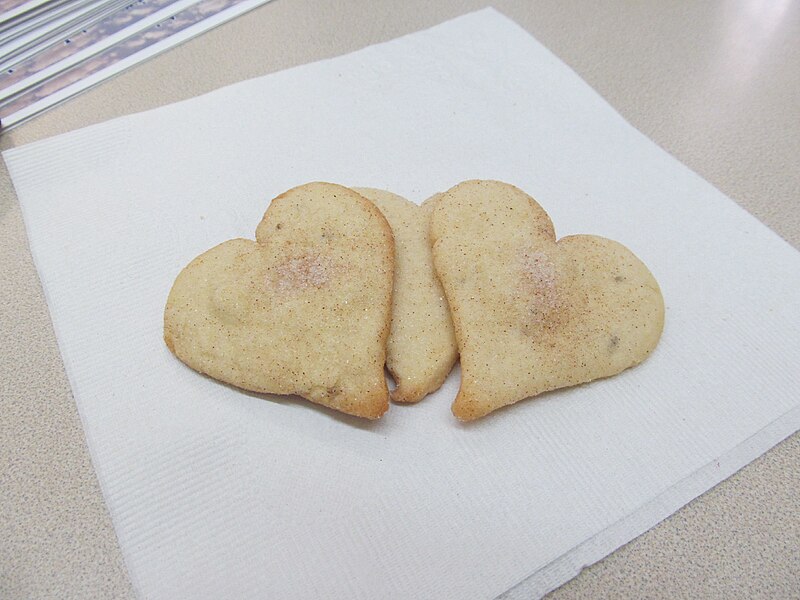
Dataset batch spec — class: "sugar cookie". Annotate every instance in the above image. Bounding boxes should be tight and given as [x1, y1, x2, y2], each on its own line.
[430, 180, 664, 421]
[164, 182, 394, 419]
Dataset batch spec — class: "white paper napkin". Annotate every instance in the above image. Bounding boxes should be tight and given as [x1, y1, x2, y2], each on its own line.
[5, 8, 800, 600]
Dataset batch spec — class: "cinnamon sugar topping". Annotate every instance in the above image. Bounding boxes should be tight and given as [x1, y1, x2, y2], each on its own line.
[272, 254, 337, 292]
[519, 250, 561, 322]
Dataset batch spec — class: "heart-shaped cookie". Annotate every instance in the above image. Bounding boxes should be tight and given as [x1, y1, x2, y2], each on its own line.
[430, 180, 664, 421]
[354, 188, 458, 403]
[164, 182, 395, 419]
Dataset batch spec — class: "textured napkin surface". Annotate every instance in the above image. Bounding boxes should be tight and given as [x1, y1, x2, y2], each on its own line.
[5, 9, 800, 600]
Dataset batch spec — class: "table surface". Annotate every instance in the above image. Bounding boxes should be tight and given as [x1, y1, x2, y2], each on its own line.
[2, 1, 799, 598]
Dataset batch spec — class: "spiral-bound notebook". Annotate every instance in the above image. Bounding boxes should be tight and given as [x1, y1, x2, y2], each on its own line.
[4, 9, 800, 599]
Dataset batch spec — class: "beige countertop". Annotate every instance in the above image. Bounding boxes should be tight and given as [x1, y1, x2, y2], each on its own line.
[1, 1, 798, 598]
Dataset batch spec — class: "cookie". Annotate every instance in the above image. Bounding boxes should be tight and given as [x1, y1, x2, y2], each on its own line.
[429, 180, 664, 421]
[164, 182, 395, 419]
[354, 188, 457, 403]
